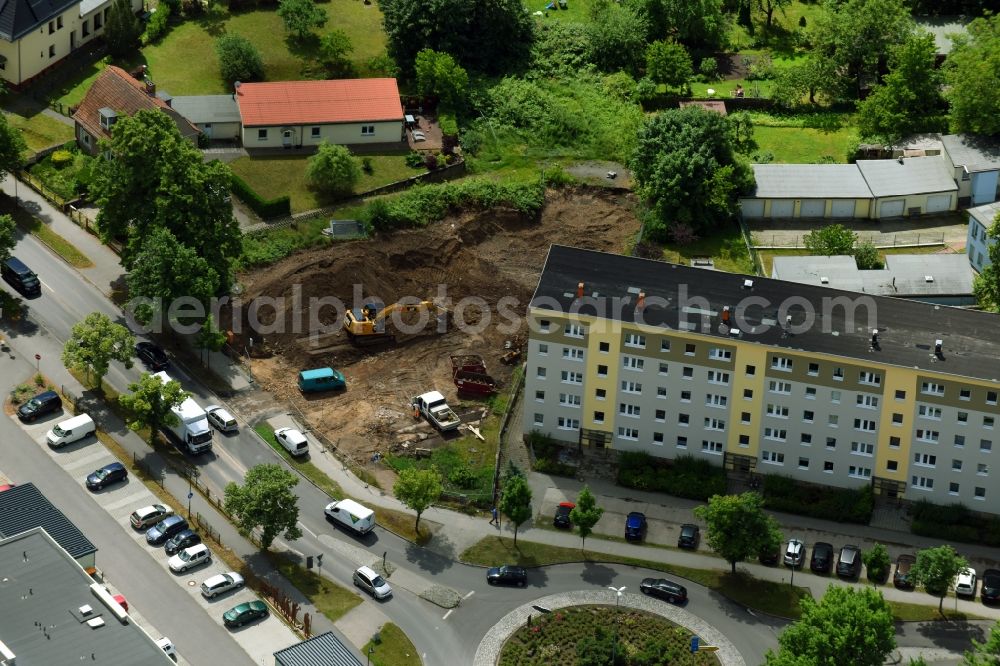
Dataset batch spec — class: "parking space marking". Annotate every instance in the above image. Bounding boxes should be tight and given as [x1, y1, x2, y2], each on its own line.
[464, 590, 475, 599]
[61, 449, 111, 471]
[102, 489, 156, 513]
[442, 609, 453, 620]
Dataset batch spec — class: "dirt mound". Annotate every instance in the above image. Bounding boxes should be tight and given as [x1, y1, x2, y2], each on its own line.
[237, 188, 640, 457]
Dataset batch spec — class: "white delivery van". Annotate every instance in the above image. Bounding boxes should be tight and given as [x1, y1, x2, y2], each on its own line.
[324, 499, 376, 535]
[46, 414, 96, 448]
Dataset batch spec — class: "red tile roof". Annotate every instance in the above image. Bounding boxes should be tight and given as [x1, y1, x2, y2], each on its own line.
[235, 78, 404, 127]
[72, 66, 200, 144]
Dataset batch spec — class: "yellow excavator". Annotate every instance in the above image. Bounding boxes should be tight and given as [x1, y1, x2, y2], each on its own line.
[343, 300, 450, 346]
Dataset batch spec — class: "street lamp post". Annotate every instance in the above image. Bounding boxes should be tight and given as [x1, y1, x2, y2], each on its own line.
[366, 645, 375, 666]
[608, 586, 626, 663]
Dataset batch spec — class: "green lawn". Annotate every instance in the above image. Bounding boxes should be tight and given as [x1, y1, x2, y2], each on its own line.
[752, 125, 857, 164]
[887, 600, 983, 622]
[264, 551, 362, 622]
[756, 245, 951, 276]
[0, 198, 93, 268]
[364, 623, 422, 666]
[229, 154, 421, 214]
[659, 226, 754, 274]
[4, 111, 74, 153]
[527, 0, 599, 22]
[56, 0, 387, 106]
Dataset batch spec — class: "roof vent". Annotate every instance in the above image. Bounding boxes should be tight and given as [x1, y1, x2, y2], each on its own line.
[935, 339, 943, 357]
[79, 604, 93, 616]
[86, 617, 105, 629]
[743, 279, 754, 290]
[820, 276, 829, 284]
[925, 275, 934, 282]
[576, 282, 585, 299]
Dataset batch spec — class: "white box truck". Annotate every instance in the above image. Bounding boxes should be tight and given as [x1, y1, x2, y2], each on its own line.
[154, 372, 213, 455]
[324, 499, 376, 535]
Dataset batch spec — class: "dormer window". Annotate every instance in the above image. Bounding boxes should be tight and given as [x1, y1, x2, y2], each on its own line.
[99, 107, 118, 130]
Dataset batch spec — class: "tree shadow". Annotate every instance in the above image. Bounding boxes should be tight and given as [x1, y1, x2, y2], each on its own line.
[195, 4, 229, 38]
[579, 560, 618, 587]
[284, 33, 321, 61]
[405, 536, 454, 575]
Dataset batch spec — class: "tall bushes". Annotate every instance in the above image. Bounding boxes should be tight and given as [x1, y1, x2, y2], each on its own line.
[617, 452, 726, 501]
[762, 474, 873, 524]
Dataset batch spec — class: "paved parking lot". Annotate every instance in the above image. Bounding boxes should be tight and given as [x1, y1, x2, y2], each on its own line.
[15, 411, 300, 663]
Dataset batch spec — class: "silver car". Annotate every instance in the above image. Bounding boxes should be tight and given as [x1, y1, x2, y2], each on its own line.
[353, 566, 391, 599]
[201, 572, 245, 599]
[205, 405, 238, 433]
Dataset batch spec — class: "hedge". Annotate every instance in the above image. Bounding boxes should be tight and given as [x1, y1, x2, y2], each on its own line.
[230, 173, 291, 219]
[910, 500, 1000, 547]
[616, 452, 726, 501]
[762, 474, 873, 524]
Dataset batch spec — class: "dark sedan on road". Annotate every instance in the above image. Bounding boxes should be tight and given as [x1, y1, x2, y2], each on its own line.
[810, 542, 834, 574]
[640, 578, 687, 604]
[625, 512, 647, 542]
[146, 515, 189, 546]
[487, 565, 527, 587]
[553, 502, 574, 529]
[135, 342, 170, 371]
[223, 601, 268, 628]
[982, 569, 1000, 604]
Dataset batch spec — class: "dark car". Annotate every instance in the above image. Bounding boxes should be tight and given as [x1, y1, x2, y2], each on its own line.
[640, 577, 687, 603]
[86, 462, 128, 490]
[164, 529, 202, 555]
[487, 565, 527, 587]
[893, 554, 916, 589]
[135, 342, 170, 371]
[146, 515, 189, 546]
[17, 390, 63, 422]
[837, 544, 862, 578]
[553, 502, 575, 529]
[625, 512, 647, 542]
[758, 541, 781, 566]
[810, 542, 834, 574]
[223, 600, 268, 628]
[2, 257, 41, 297]
[677, 523, 700, 549]
[981, 569, 1000, 604]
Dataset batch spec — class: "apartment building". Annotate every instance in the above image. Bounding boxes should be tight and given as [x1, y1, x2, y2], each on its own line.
[524, 245, 1000, 514]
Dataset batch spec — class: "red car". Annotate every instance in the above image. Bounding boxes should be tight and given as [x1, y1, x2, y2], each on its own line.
[0, 484, 15, 493]
[113, 594, 128, 612]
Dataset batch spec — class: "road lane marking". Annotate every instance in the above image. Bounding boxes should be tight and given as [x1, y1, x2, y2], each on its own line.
[39, 279, 52, 292]
[300, 524, 317, 539]
[442, 609, 453, 620]
[463, 590, 475, 599]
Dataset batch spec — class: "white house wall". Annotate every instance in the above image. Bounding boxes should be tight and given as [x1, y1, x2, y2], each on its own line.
[240, 120, 403, 149]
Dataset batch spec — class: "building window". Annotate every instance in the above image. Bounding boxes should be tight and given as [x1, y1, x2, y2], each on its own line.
[593, 411, 604, 424]
[745, 364, 756, 376]
[895, 389, 906, 400]
[851, 441, 874, 456]
[833, 367, 844, 381]
[959, 388, 970, 400]
[807, 362, 819, 376]
[762, 450, 784, 464]
[857, 394, 879, 409]
[892, 413, 903, 425]
[830, 390, 841, 403]
[771, 356, 793, 371]
[311, 127, 321, 137]
[953, 459, 963, 471]
[706, 394, 727, 408]
[559, 393, 581, 407]
[678, 413, 689, 425]
[766, 404, 789, 418]
[624, 333, 646, 348]
[621, 381, 642, 394]
[849, 466, 872, 479]
[949, 482, 960, 495]
[824, 461, 834, 473]
[660, 339, 671, 352]
[676, 436, 687, 448]
[911, 476, 934, 490]
[985, 416, 995, 429]
[975, 487, 986, 500]
[653, 432, 664, 444]
[921, 381, 945, 396]
[709, 347, 732, 360]
[536, 366, 546, 379]
[918, 405, 942, 419]
[597, 364, 608, 377]
[94, 12, 102, 28]
[958, 411, 968, 424]
[57, 16, 62, 28]
[558, 417, 580, 430]
[560, 371, 583, 384]
[538, 343, 548, 355]
[258, 129, 268, 140]
[859, 371, 881, 386]
[658, 362, 669, 375]
[798, 457, 809, 469]
[889, 436, 900, 448]
[887, 460, 898, 471]
[854, 418, 876, 432]
[681, 390, 691, 402]
[655, 409, 666, 422]
[803, 410, 814, 423]
[743, 388, 753, 400]
[682, 366, 694, 379]
[533, 413, 544, 426]
[599, 341, 609, 353]
[978, 463, 989, 476]
[764, 427, 787, 441]
[955, 434, 965, 447]
[801, 433, 812, 444]
[563, 347, 584, 360]
[739, 434, 750, 447]
[361, 125, 375, 135]
[769, 380, 792, 394]
[565, 323, 585, 338]
[916, 429, 939, 443]
[49, 44, 56, 57]
[702, 440, 724, 455]
[685, 343, 696, 356]
[914, 453, 937, 467]
[656, 386, 667, 398]
[619, 403, 640, 417]
[48, 20, 55, 33]
[538, 319, 551, 332]
[82, 19, 89, 36]
[704, 417, 725, 431]
[828, 414, 839, 426]
[596, 388, 606, 400]
[981, 439, 993, 452]
[617, 427, 639, 440]
[988, 391, 998, 405]
[535, 390, 545, 402]
[826, 437, 837, 449]
[707, 370, 730, 385]
[741, 411, 751, 424]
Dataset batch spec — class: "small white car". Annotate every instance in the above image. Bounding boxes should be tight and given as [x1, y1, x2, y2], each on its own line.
[956, 567, 978, 597]
[201, 572, 245, 599]
[784, 539, 804, 567]
[168, 543, 211, 573]
[353, 565, 392, 600]
[275, 427, 309, 457]
[155, 637, 176, 659]
[130, 504, 173, 530]
[205, 405, 238, 433]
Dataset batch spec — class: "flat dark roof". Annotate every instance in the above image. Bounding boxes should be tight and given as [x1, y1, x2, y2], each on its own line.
[0, 483, 97, 560]
[274, 631, 363, 666]
[531, 245, 1000, 384]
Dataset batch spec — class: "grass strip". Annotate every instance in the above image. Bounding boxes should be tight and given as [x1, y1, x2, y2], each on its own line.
[363, 622, 422, 666]
[0, 198, 92, 267]
[887, 600, 985, 622]
[264, 550, 362, 623]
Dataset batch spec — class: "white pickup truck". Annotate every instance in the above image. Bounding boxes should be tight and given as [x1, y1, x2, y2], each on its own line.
[411, 391, 461, 432]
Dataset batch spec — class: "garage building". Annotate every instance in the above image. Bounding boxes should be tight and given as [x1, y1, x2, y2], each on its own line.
[739, 164, 874, 220]
[856, 156, 958, 218]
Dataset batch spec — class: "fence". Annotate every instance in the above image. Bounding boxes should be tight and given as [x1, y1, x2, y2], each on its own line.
[492, 365, 526, 504]
[752, 231, 947, 249]
[16, 169, 80, 211]
[737, 215, 764, 275]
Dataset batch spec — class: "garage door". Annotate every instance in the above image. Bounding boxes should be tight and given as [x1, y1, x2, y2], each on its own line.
[880, 200, 905, 218]
[830, 200, 857, 218]
[926, 194, 952, 213]
[800, 199, 826, 217]
[740, 199, 765, 218]
[770, 200, 795, 218]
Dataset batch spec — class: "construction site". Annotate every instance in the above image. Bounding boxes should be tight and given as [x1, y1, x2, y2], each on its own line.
[231, 188, 641, 476]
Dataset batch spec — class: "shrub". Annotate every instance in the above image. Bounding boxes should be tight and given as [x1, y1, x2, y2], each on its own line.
[405, 151, 425, 168]
[216, 33, 264, 84]
[698, 57, 719, 82]
[143, 4, 171, 44]
[306, 142, 360, 196]
[448, 466, 478, 489]
[438, 112, 459, 137]
[617, 452, 726, 500]
[51, 150, 73, 167]
[909, 499, 1000, 545]
[762, 475, 873, 523]
[230, 173, 291, 218]
[424, 153, 438, 170]
[854, 240, 883, 269]
[361, 156, 373, 174]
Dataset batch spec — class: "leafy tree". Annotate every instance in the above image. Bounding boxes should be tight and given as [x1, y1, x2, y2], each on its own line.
[587, 1, 649, 74]
[728, 111, 756, 154]
[61, 312, 135, 391]
[126, 227, 220, 325]
[414, 49, 469, 112]
[808, 0, 913, 100]
[0, 215, 16, 265]
[753, 0, 791, 29]
[498, 474, 532, 545]
[530, 21, 593, 78]
[858, 33, 947, 142]
[770, 57, 834, 107]
[0, 114, 26, 182]
[118, 372, 188, 444]
[804, 223, 856, 256]
[912, 544, 968, 612]
[964, 620, 1000, 665]
[764, 586, 895, 666]
[694, 492, 781, 574]
[277, 0, 327, 39]
[216, 34, 265, 84]
[379, 0, 532, 75]
[394, 467, 442, 533]
[568, 486, 604, 550]
[863, 543, 891, 585]
[195, 314, 227, 367]
[630, 106, 754, 237]
[973, 213, 1000, 312]
[104, 0, 143, 58]
[945, 14, 1000, 135]
[318, 29, 354, 77]
[645, 40, 693, 90]
[306, 142, 360, 196]
[627, 0, 726, 51]
[854, 241, 883, 270]
[367, 52, 399, 78]
[224, 464, 303, 549]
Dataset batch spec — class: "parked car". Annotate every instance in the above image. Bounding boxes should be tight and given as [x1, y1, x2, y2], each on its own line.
[553, 502, 575, 529]
[223, 600, 268, 628]
[275, 427, 309, 457]
[810, 542, 834, 574]
[759, 541, 781, 566]
[205, 405, 238, 433]
[46, 413, 96, 448]
[201, 572, 245, 599]
[625, 512, 647, 542]
[86, 462, 128, 491]
[677, 524, 700, 549]
[113, 594, 128, 612]
[353, 566, 392, 599]
[640, 578, 687, 603]
[981, 569, 1000, 604]
[135, 342, 169, 371]
[17, 390, 62, 422]
[837, 545, 862, 578]
[956, 568, 978, 597]
[893, 554, 917, 589]
[164, 529, 202, 556]
[168, 544, 212, 573]
[130, 504, 173, 530]
[146, 515, 189, 546]
[155, 637, 176, 658]
[487, 565, 528, 587]
[784, 539, 804, 567]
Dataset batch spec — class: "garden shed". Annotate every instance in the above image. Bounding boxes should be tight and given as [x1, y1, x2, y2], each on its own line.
[739, 164, 873, 219]
[856, 155, 958, 219]
[170, 95, 242, 141]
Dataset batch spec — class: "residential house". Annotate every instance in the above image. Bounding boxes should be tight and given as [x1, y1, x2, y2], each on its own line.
[234, 78, 405, 151]
[72, 65, 200, 154]
[967, 201, 1000, 273]
[0, 0, 141, 86]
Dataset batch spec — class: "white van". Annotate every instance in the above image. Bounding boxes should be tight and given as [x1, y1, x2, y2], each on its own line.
[46, 414, 96, 448]
[324, 499, 376, 535]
